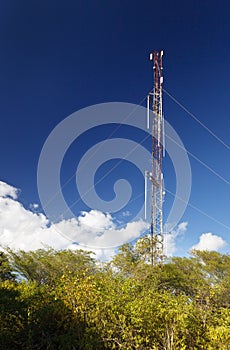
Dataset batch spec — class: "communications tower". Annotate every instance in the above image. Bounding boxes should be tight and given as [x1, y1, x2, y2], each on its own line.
[145, 50, 164, 265]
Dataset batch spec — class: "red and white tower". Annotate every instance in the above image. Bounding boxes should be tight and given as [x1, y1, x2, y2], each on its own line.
[146, 50, 164, 265]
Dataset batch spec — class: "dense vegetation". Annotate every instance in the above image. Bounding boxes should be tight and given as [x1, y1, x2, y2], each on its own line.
[0, 245, 229, 349]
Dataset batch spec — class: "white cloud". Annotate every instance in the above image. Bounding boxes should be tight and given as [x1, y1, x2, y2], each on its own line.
[0, 181, 18, 199]
[78, 210, 115, 230]
[0, 181, 147, 260]
[30, 203, 39, 210]
[164, 222, 188, 256]
[191, 232, 227, 252]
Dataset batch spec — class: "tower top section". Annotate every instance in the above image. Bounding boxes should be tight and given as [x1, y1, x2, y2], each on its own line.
[149, 50, 163, 61]
[150, 50, 164, 86]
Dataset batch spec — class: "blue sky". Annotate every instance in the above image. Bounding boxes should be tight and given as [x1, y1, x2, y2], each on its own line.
[0, 0, 230, 256]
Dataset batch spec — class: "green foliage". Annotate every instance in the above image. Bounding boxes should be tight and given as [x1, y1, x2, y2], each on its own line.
[0, 251, 15, 281]
[0, 247, 229, 349]
[6, 247, 96, 285]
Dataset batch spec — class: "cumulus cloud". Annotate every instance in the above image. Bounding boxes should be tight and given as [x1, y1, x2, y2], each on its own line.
[191, 232, 227, 252]
[164, 221, 188, 256]
[51, 210, 147, 250]
[0, 181, 18, 199]
[8, 181, 224, 259]
[0, 181, 147, 260]
[29, 203, 39, 210]
[78, 210, 114, 230]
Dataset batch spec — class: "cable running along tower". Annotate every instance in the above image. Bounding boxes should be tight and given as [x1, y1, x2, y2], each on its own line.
[145, 50, 164, 265]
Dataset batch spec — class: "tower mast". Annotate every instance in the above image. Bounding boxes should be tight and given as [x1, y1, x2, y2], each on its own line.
[148, 50, 164, 265]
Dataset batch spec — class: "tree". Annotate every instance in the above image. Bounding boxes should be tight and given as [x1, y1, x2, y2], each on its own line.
[7, 248, 96, 285]
[110, 243, 141, 276]
[1, 246, 229, 349]
[0, 251, 15, 281]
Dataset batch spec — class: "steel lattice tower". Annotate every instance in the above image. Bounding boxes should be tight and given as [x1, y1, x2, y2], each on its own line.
[146, 50, 164, 265]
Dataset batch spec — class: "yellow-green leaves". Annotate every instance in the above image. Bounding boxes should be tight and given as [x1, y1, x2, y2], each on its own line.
[0, 248, 230, 349]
